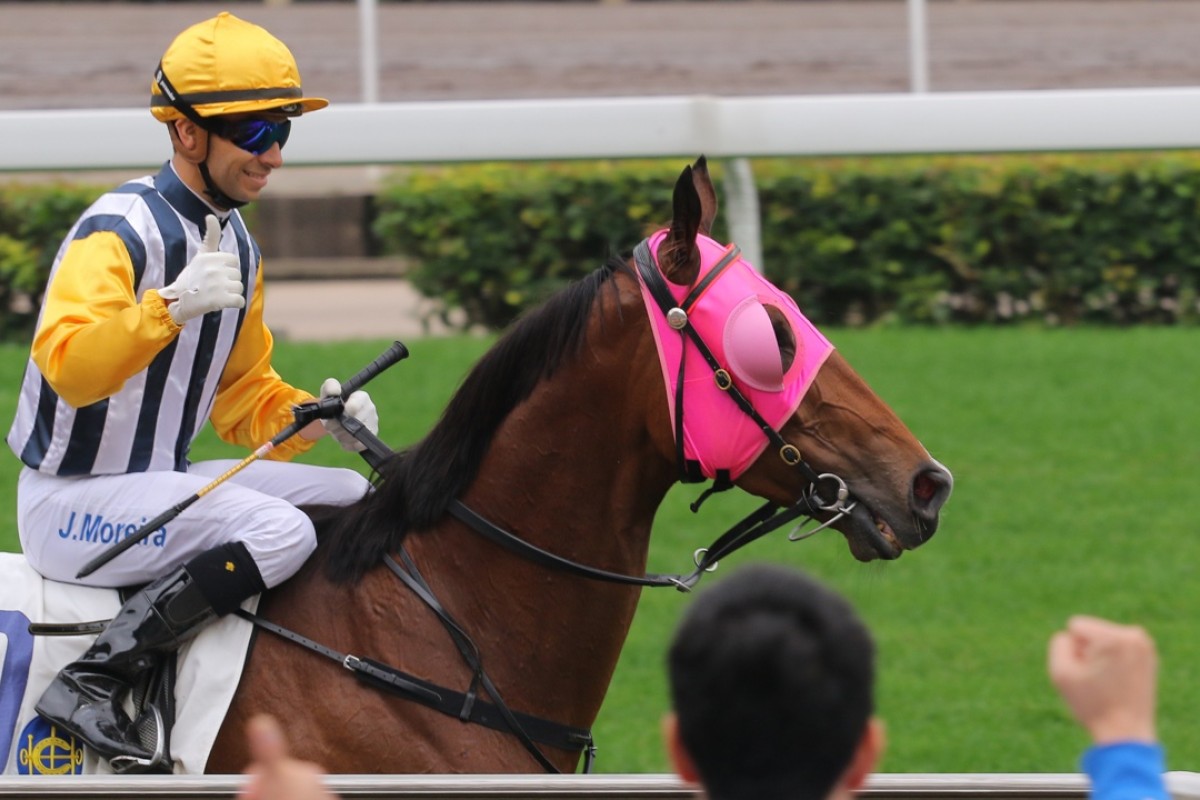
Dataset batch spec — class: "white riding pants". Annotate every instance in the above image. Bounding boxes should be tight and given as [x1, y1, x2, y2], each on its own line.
[16, 460, 371, 589]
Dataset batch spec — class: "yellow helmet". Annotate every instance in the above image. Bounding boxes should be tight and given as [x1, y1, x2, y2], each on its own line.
[150, 12, 328, 122]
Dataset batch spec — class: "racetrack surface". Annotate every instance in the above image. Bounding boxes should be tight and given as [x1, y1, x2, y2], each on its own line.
[3, 0, 1200, 111]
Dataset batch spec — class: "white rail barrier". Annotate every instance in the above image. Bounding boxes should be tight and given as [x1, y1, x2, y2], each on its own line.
[4, 87, 1200, 173]
[0, 772, 1196, 800]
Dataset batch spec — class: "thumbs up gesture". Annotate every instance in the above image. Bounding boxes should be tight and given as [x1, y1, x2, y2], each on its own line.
[160, 214, 245, 325]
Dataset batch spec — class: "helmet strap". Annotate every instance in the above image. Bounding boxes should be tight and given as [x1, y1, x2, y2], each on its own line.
[196, 161, 245, 211]
[155, 62, 248, 211]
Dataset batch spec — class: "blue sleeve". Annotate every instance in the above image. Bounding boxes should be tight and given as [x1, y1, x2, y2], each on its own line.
[1081, 742, 1168, 800]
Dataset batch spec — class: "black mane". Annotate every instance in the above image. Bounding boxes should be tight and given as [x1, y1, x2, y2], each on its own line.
[320, 258, 630, 583]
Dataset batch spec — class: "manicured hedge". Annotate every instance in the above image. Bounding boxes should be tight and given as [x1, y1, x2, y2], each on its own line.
[374, 153, 1200, 330]
[372, 160, 693, 330]
[0, 183, 99, 340]
[754, 154, 1200, 326]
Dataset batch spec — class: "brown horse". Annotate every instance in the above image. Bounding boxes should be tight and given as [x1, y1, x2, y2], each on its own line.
[205, 157, 952, 774]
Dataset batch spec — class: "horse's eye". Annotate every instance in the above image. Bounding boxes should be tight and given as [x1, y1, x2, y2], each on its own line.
[764, 304, 797, 375]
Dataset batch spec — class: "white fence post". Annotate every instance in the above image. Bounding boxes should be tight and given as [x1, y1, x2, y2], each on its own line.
[723, 158, 763, 272]
[909, 0, 930, 93]
[358, 0, 379, 105]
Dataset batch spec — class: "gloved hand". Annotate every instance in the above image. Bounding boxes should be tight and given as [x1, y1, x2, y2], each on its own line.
[159, 214, 245, 325]
[319, 378, 380, 452]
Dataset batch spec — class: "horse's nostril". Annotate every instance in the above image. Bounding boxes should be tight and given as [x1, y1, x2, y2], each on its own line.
[912, 466, 952, 515]
[914, 472, 938, 503]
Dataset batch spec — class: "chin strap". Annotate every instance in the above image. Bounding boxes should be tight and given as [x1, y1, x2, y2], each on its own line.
[196, 162, 246, 211]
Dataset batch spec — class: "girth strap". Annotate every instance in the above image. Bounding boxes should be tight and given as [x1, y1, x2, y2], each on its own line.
[233, 609, 441, 705]
[235, 592, 595, 772]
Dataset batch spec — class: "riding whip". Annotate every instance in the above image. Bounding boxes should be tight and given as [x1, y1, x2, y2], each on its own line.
[75, 340, 409, 580]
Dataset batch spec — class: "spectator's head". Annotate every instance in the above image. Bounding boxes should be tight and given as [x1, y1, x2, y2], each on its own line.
[665, 564, 883, 800]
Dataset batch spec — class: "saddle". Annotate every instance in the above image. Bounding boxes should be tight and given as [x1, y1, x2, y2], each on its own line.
[0, 553, 256, 775]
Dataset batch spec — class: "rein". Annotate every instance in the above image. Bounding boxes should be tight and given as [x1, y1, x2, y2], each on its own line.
[448, 493, 837, 591]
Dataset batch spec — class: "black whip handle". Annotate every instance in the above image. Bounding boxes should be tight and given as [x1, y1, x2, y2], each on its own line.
[341, 341, 409, 398]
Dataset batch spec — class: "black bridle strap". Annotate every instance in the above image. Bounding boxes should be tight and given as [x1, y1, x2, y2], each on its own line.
[636, 240, 704, 483]
[692, 495, 826, 569]
[449, 497, 828, 592]
[681, 243, 741, 311]
[349, 429, 821, 590]
[449, 500, 686, 588]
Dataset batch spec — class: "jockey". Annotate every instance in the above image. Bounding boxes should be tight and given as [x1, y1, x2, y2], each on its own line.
[6, 12, 378, 772]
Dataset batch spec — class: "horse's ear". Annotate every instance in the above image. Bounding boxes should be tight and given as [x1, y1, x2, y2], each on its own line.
[660, 164, 702, 286]
[691, 155, 717, 237]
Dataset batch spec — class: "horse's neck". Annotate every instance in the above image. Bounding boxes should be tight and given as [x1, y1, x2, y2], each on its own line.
[480, 316, 674, 570]
[410, 319, 675, 729]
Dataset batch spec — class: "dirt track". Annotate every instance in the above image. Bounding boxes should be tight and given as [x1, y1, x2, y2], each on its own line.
[3, 0, 1200, 111]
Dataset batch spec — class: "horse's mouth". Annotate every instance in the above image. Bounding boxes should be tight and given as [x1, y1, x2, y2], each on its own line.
[840, 502, 903, 562]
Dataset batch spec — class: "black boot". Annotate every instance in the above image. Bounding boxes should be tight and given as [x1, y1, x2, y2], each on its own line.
[36, 542, 266, 772]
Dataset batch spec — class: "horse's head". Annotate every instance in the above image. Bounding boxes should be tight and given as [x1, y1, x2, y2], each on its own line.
[641, 157, 952, 562]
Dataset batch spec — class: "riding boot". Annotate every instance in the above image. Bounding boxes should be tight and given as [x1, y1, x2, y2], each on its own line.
[35, 542, 266, 771]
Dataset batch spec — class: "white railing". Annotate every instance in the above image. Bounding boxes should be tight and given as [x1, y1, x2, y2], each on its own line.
[4, 88, 1200, 173]
[0, 772, 1197, 800]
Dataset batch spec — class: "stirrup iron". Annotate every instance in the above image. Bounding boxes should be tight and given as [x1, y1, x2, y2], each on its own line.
[108, 704, 167, 774]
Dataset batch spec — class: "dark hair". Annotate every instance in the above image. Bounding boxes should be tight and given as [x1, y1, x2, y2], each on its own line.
[667, 564, 876, 800]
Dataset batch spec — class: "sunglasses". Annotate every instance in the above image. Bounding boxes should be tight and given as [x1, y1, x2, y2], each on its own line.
[211, 118, 292, 156]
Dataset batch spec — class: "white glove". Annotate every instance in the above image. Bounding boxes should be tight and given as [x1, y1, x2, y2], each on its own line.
[319, 378, 380, 452]
[160, 214, 245, 325]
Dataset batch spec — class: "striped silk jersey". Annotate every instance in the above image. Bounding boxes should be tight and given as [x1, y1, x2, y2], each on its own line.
[7, 163, 316, 477]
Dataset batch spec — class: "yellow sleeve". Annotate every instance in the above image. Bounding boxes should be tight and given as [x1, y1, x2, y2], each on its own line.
[208, 261, 318, 461]
[32, 231, 181, 409]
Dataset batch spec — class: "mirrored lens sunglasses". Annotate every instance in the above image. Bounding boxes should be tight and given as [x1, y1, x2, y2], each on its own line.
[213, 118, 292, 156]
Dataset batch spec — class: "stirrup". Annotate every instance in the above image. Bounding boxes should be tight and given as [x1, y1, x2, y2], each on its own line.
[108, 704, 167, 774]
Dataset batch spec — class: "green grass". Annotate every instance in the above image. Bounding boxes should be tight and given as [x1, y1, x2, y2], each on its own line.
[2, 328, 1199, 775]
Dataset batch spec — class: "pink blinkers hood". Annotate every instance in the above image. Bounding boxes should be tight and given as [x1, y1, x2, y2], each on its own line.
[636, 229, 834, 480]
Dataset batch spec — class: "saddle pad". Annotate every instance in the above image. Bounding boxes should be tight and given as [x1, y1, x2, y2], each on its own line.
[0, 552, 257, 775]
